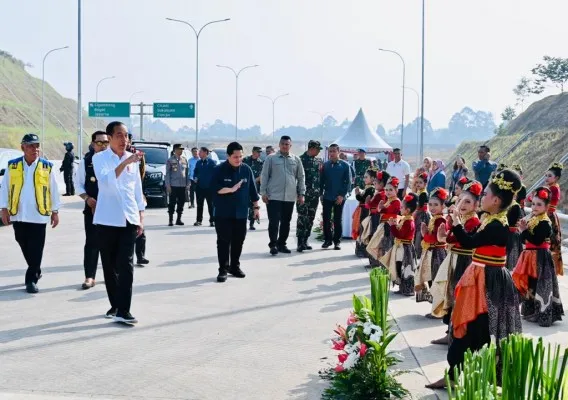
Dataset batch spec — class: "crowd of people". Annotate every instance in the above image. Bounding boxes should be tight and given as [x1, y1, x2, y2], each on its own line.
[350, 144, 565, 389]
[0, 126, 565, 384]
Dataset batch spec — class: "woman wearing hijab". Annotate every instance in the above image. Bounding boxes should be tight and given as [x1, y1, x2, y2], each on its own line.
[427, 160, 447, 193]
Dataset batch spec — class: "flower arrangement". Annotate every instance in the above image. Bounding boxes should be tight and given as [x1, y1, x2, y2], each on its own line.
[319, 269, 409, 399]
[446, 335, 568, 399]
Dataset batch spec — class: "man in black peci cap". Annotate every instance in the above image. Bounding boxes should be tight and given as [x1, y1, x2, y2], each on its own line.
[243, 146, 264, 230]
[0, 133, 61, 293]
[296, 140, 323, 251]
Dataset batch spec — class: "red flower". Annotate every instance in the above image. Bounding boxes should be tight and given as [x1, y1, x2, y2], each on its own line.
[469, 182, 483, 196]
[527, 194, 533, 203]
[538, 189, 549, 200]
[360, 343, 368, 358]
[338, 353, 348, 363]
[377, 172, 383, 181]
[335, 364, 345, 373]
[331, 340, 346, 350]
[347, 313, 358, 325]
[436, 188, 449, 201]
[404, 194, 414, 203]
[459, 176, 468, 184]
[419, 172, 428, 181]
[389, 177, 400, 187]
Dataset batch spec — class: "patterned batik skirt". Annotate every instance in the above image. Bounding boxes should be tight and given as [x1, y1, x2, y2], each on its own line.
[415, 246, 447, 303]
[506, 230, 523, 271]
[513, 249, 564, 327]
[380, 241, 417, 296]
[354, 208, 370, 257]
[413, 210, 431, 260]
[366, 221, 394, 266]
[549, 211, 564, 276]
[447, 262, 522, 380]
[431, 250, 473, 323]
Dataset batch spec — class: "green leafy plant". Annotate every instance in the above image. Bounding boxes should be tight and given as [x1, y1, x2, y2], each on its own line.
[447, 334, 568, 400]
[319, 269, 409, 399]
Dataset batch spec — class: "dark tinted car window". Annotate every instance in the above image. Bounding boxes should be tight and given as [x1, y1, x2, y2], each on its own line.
[136, 147, 168, 165]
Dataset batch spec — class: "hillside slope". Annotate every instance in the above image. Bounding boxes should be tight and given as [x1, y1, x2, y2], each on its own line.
[444, 93, 568, 211]
[0, 52, 93, 158]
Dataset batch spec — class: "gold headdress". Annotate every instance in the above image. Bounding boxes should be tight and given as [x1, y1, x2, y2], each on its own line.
[550, 162, 564, 171]
[491, 172, 515, 192]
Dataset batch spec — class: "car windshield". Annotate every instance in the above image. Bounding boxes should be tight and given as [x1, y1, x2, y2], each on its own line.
[137, 147, 168, 165]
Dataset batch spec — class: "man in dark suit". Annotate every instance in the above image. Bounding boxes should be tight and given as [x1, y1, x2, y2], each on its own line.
[193, 147, 217, 227]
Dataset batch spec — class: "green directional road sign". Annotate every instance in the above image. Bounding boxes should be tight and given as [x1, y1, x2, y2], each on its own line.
[153, 103, 195, 118]
[88, 102, 131, 118]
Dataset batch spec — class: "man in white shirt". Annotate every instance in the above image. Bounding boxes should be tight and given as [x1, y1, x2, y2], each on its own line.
[93, 122, 145, 325]
[0, 133, 60, 294]
[386, 148, 411, 200]
[75, 131, 109, 289]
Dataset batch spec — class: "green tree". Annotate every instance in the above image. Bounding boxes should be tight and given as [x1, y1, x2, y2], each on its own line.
[531, 56, 568, 93]
[501, 106, 516, 121]
[513, 76, 531, 111]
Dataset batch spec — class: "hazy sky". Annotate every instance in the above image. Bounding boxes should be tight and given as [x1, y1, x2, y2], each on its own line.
[1, 0, 567, 134]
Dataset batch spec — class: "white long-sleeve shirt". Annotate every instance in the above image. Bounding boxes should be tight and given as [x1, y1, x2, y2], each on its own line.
[75, 158, 86, 195]
[92, 147, 145, 227]
[0, 158, 60, 224]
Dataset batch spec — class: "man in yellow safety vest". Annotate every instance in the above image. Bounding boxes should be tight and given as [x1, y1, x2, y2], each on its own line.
[0, 133, 61, 293]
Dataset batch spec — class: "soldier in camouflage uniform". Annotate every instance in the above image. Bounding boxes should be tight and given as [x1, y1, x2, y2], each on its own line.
[353, 148, 373, 189]
[243, 146, 264, 230]
[296, 140, 323, 252]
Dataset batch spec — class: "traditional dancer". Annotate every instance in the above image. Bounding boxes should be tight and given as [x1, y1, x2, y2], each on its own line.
[366, 176, 401, 266]
[413, 172, 430, 260]
[545, 163, 563, 276]
[512, 187, 564, 327]
[430, 180, 482, 344]
[505, 191, 523, 271]
[353, 169, 376, 257]
[426, 169, 523, 390]
[361, 171, 389, 263]
[416, 188, 448, 305]
[380, 193, 418, 296]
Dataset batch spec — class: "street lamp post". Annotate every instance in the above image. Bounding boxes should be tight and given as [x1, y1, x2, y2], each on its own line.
[42, 45, 69, 154]
[166, 17, 231, 147]
[403, 86, 421, 168]
[310, 111, 332, 143]
[216, 64, 259, 140]
[420, 0, 426, 163]
[258, 93, 290, 139]
[95, 76, 115, 129]
[379, 48, 406, 151]
[128, 91, 144, 133]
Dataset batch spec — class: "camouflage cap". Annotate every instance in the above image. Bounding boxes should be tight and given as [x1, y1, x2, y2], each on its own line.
[252, 146, 263, 152]
[308, 140, 323, 150]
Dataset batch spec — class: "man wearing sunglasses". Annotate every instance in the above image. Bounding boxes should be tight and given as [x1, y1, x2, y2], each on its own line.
[75, 131, 109, 289]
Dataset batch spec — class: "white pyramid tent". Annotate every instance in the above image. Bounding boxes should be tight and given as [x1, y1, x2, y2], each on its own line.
[332, 108, 392, 153]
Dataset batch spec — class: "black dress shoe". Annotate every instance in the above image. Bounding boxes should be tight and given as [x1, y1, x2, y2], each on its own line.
[25, 282, 38, 294]
[176, 219, 184, 226]
[334, 243, 341, 250]
[278, 245, 292, 254]
[270, 246, 279, 256]
[322, 241, 332, 249]
[217, 269, 228, 283]
[305, 242, 313, 250]
[249, 225, 256, 231]
[105, 307, 117, 319]
[194, 221, 202, 226]
[114, 311, 138, 324]
[137, 257, 150, 265]
[228, 267, 246, 278]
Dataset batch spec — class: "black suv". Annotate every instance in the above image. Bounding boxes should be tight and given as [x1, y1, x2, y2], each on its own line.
[132, 141, 172, 207]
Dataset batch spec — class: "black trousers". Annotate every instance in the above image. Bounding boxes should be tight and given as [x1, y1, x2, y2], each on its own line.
[189, 180, 196, 205]
[266, 200, 295, 248]
[322, 198, 346, 244]
[397, 188, 405, 201]
[13, 222, 46, 284]
[135, 231, 146, 260]
[98, 223, 137, 313]
[215, 218, 247, 272]
[63, 170, 74, 195]
[168, 186, 186, 215]
[83, 211, 99, 279]
[196, 186, 214, 223]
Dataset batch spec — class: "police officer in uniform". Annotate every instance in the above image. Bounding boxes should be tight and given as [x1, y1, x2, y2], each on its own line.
[76, 131, 108, 289]
[296, 140, 323, 252]
[61, 142, 75, 195]
[243, 146, 263, 230]
[165, 144, 190, 226]
[0, 133, 61, 293]
[353, 148, 373, 189]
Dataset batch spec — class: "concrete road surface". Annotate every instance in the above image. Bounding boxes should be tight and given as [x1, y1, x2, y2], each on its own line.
[0, 197, 567, 400]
